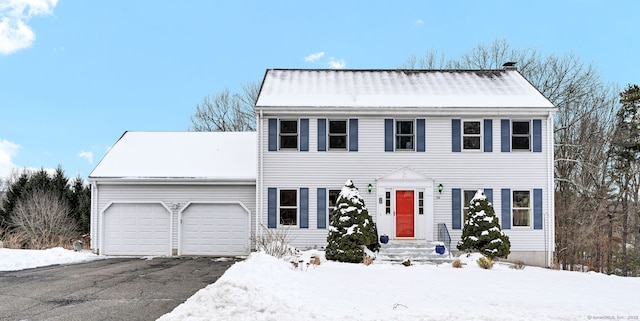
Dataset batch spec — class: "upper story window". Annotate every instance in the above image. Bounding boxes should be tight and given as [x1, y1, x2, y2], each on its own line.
[279, 189, 298, 225]
[279, 120, 298, 149]
[463, 121, 481, 150]
[329, 120, 347, 150]
[396, 120, 414, 150]
[512, 121, 530, 150]
[512, 190, 531, 227]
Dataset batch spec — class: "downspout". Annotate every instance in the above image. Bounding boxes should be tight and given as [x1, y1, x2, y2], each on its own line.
[257, 109, 264, 249]
[91, 181, 98, 254]
[547, 111, 556, 267]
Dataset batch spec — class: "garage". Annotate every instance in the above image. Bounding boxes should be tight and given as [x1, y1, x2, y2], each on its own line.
[180, 203, 249, 256]
[103, 203, 171, 256]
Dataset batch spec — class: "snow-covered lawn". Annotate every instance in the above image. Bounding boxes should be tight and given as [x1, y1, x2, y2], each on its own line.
[0, 247, 100, 271]
[2, 247, 638, 320]
[158, 251, 640, 321]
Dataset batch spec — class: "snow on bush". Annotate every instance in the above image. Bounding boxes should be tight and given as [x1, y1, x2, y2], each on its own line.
[325, 180, 380, 263]
[457, 190, 511, 259]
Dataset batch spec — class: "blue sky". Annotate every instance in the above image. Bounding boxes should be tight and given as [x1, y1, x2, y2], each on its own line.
[0, 0, 638, 182]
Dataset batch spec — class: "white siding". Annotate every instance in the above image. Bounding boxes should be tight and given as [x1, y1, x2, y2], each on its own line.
[257, 115, 553, 252]
[91, 183, 256, 254]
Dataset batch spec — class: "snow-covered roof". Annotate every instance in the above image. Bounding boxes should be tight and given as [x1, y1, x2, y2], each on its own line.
[255, 69, 555, 109]
[89, 131, 256, 181]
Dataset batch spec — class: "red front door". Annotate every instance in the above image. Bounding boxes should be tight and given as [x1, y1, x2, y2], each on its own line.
[396, 190, 415, 237]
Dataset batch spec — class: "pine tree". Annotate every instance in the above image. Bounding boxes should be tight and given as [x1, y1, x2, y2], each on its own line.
[325, 180, 380, 263]
[457, 190, 510, 259]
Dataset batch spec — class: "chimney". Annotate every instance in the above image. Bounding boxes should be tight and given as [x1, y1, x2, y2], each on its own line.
[503, 62, 517, 71]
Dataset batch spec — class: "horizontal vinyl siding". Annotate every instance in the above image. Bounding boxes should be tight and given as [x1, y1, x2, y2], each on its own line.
[94, 184, 256, 251]
[259, 116, 551, 251]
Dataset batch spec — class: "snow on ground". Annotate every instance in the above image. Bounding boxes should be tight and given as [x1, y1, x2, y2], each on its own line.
[0, 247, 100, 271]
[158, 251, 640, 321]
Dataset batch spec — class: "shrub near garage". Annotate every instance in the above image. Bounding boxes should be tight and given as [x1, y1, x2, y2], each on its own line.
[325, 180, 380, 263]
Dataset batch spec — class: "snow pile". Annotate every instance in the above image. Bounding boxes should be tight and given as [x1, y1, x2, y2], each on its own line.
[0, 247, 100, 271]
[158, 251, 640, 321]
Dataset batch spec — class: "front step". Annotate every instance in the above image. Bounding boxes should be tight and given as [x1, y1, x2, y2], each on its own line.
[376, 240, 453, 265]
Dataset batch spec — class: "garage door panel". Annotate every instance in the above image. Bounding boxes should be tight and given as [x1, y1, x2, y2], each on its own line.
[181, 203, 249, 256]
[103, 203, 170, 256]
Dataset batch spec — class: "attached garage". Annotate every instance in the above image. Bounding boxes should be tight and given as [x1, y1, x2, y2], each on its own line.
[89, 131, 256, 257]
[180, 203, 250, 256]
[103, 203, 171, 256]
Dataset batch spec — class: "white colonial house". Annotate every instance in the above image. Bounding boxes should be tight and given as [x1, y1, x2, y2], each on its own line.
[90, 65, 557, 267]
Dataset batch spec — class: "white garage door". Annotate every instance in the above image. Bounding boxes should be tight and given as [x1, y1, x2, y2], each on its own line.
[103, 203, 170, 256]
[181, 203, 249, 256]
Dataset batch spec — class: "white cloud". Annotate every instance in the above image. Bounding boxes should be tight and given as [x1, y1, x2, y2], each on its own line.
[328, 57, 346, 69]
[0, 139, 21, 179]
[415, 18, 424, 25]
[304, 51, 325, 62]
[78, 151, 93, 164]
[0, 0, 58, 55]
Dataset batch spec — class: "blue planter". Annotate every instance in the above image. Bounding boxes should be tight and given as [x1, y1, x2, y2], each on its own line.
[435, 245, 446, 255]
[380, 235, 389, 244]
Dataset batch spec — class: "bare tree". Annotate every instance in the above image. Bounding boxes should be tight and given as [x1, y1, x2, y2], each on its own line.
[190, 82, 259, 132]
[9, 189, 78, 249]
[405, 38, 623, 272]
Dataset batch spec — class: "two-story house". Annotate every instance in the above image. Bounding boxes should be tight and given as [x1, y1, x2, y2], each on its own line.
[254, 67, 556, 267]
[89, 65, 556, 267]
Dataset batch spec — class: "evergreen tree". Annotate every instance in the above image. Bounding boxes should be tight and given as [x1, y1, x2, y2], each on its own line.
[70, 176, 91, 233]
[0, 172, 29, 229]
[457, 190, 511, 259]
[325, 180, 380, 263]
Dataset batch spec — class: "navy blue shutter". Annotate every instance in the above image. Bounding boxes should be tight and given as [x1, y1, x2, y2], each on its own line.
[384, 119, 393, 152]
[501, 188, 511, 229]
[484, 119, 493, 152]
[501, 119, 511, 152]
[533, 188, 543, 229]
[317, 188, 326, 229]
[268, 188, 277, 228]
[484, 188, 493, 204]
[268, 119, 277, 151]
[349, 119, 358, 152]
[452, 119, 461, 152]
[300, 188, 309, 228]
[532, 119, 542, 152]
[300, 119, 309, 152]
[452, 188, 462, 229]
[318, 119, 326, 152]
[416, 118, 426, 152]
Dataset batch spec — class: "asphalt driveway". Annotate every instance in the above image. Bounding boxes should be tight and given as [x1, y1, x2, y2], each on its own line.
[0, 257, 237, 321]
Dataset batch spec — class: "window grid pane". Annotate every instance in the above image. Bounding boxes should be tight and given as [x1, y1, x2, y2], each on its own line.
[395, 121, 415, 150]
[463, 190, 476, 222]
[512, 121, 530, 150]
[385, 191, 391, 214]
[418, 191, 424, 215]
[463, 121, 481, 150]
[328, 190, 340, 223]
[279, 120, 298, 149]
[280, 189, 297, 226]
[328, 120, 348, 150]
[512, 190, 531, 227]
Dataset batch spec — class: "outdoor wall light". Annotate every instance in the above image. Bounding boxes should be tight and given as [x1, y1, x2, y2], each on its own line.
[437, 184, 444, 194]
[367, 184, 373, 193]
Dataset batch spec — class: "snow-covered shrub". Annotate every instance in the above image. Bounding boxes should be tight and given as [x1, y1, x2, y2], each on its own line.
[452, 259, 463, 268]
[252, 224, 296, 258]
[457, 190, 511, 259]
[325, 180, 380, 263]
[477, 256, 495, 269]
